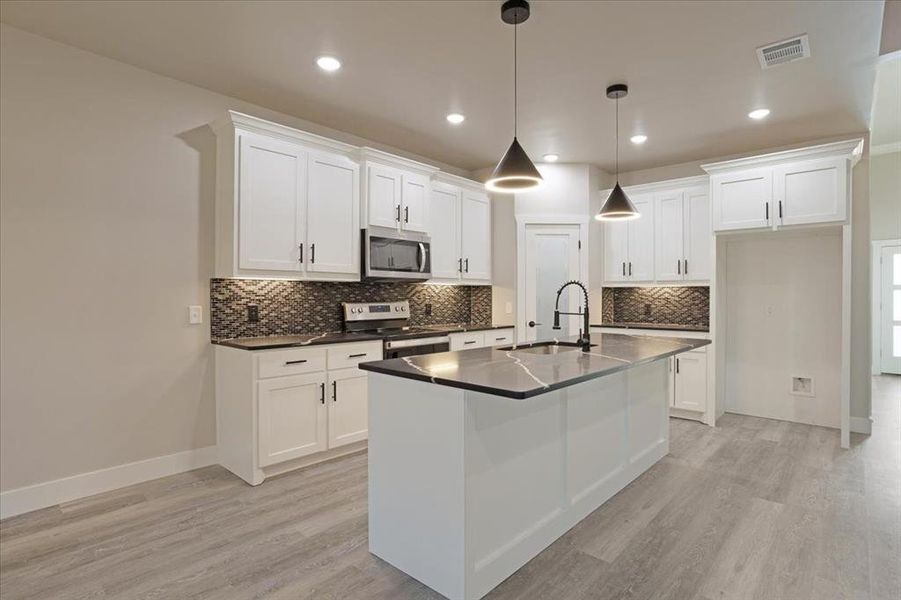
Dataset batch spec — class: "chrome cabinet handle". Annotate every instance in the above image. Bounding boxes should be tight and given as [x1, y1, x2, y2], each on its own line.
[285, 359, 307, 365]
[320, 382, 325, 404]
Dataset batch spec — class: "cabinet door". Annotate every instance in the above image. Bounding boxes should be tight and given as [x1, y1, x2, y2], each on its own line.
[367, 164, 402, 229]
[774, 157, 847, 227]
[238, 133, 305, 271]
[429, 185, 462, 280]
[654, 192, 684, 281]
[460, 191, 491, 282]
[627, 195, 655, 281]
[711, 168, 772, 232]
[604, 221, 629, 282]
[683, 188, 711, 282]
[327, 368, 369, 448]
[674, 351, 706, 412]
[258, 373, 327, 467]
[306, 151, 360, 275]
[401, 173, 430, 233]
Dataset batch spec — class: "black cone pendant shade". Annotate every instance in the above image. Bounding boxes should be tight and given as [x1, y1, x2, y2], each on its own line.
[596, 84, 640, 221]
[485, 0, 543, 194]
[485, 137, 543, 193]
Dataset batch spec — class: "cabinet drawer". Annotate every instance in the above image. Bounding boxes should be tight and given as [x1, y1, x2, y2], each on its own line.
[257, 347, 327, 379]
[486, 329, 514, 346]
[327, 342, 383, 370]
[450, 331, 485, 351]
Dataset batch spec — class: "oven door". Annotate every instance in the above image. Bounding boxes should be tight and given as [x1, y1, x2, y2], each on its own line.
[364, 228, 431, 281]
[384, 336, 450, 359]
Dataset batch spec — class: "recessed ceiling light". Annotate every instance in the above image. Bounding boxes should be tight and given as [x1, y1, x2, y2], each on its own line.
[543, 153, 559, 162]
[316, 56, 341, 72]
[630, 134, 648, 145]
[748, 108, 770, 120]
[446, 113, 465, 125]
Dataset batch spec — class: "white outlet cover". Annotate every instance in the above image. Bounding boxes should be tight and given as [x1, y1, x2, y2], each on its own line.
[790, 376, 814, 397]
[188, 305, 203, 324]
[505, 302, 513, 314]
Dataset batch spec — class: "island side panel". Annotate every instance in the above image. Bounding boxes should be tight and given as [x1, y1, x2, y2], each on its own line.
[367, 373, 467, 600]
[463, 360, 671, 600]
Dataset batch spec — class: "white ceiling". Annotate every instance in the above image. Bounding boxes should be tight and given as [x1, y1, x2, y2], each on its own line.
[0, 0, 886, 173]
[871, 56, 901, 149]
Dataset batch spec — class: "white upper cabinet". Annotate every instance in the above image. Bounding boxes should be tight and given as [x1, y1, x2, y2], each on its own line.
[603, 177, 711, 285]
[429, 184, 462, 280]
[627, 195, 655, 282]
[306, 151, 360, 275]
[429, 174, 492, 285]
[401, 173, 430, 233]
[238, 133, 306, 272]
[361, 148, 438, 234]
[366, 164, 403, 229]
[213, 111, 361, 281]
[461, 190, 491, 282]
[774, 156, 847, 227]
[704, 139, 862, 233]
[710, 168, 772, 232]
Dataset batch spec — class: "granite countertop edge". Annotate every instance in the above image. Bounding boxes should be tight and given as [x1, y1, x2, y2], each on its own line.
[591, 322, 710, 333]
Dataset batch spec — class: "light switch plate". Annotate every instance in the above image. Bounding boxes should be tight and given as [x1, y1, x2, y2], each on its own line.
[505, 302, 513, 314]
[188, 305, 203, 324]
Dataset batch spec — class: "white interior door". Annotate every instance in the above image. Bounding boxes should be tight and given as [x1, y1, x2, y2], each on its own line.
[523, 225, 582, 343]
[881, 245, 901, 374]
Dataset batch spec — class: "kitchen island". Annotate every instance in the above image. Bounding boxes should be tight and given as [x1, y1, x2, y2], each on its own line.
[359, 333, 710, 600]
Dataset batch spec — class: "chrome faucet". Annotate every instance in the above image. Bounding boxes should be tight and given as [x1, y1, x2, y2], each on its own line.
[552, 280, 591, 352]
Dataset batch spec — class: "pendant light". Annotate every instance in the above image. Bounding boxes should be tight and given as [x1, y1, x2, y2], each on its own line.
[595, 84, 640, 221]
[485, 0, 543, 194]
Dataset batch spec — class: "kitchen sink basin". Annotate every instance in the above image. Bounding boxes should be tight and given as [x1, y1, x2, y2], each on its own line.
[498, 341, 596, 355]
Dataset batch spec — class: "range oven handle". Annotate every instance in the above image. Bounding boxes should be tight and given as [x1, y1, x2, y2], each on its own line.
[384, 335, 451, 350]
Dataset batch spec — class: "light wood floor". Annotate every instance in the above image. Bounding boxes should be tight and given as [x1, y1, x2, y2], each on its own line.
[2, 376, 899, 600]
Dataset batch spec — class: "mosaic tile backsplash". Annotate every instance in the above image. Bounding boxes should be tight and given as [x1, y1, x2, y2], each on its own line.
[602, 286, 709, 328]
[211, 279, 492, 339]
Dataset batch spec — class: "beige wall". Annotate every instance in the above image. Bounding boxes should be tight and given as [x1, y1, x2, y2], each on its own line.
[869, 150, 901, 241]
[0, 25, 468, 493]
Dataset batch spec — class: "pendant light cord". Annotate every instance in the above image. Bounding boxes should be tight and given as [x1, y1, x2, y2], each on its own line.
[615, 95, 619, 180]
[514, 16, 518, 137]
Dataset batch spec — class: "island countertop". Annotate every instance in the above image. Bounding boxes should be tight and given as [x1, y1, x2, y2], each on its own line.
[358, 332, 710, 399]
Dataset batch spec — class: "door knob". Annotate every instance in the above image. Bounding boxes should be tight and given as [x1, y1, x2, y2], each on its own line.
[528, 321, 542, 327]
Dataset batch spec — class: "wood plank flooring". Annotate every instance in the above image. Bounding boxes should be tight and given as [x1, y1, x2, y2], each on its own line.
[2, 375, 899, 600]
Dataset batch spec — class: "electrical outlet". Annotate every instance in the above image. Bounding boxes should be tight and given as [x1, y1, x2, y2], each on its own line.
[790, 376, 814, 397]
[644, 303, 652, 317]
[247, 304, 259, 323]
[188, 305, 202, 325]
[425, 303, 432, 316]
[505, 302, 513, 314]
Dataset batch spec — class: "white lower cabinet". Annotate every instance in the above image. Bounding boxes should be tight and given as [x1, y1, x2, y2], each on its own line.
[672, 350, 707, 412]
[327, 368, 369, 448]
[216, 340, 382, 485]
[449, 328, 514, 351]
[258, 373, 327, 467]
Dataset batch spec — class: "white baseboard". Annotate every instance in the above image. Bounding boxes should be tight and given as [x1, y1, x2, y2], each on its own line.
[850, 416, 872, 435]
[0, 446, 218, 520]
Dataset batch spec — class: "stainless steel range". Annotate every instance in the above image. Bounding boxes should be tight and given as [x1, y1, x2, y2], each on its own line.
[342, 300, 450, 359]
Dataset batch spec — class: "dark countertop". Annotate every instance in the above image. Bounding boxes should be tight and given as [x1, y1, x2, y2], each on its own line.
[211, 323, 512, 350]
[213, 331, 383, 350]
[358, 333, 710, 399]
[591, 322, 709, 333]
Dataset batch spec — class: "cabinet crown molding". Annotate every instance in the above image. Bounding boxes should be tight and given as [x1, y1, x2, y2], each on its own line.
[701, 138, 864, 174]
[599, 175, 709, 196]
[433, 171, 487, 193]
[213, 111, 360, 156]
[359, 147, 440, 176]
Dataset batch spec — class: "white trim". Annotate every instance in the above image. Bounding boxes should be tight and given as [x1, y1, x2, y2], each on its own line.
[601, 175, 708, 195]
[850, 417, 873, 435]
[871, 142, 901, 156]
[701, 138, 864, 173]
[841, 224, 852, 449]
[432, 171, 485, 191]
[213, 111, 358, 156]
[359, 146, 440, 175]
[872, 239, 901, 374]
[0, 446, 218, 520]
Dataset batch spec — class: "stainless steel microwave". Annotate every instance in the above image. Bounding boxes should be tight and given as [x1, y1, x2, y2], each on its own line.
[362, 227, 431, 281]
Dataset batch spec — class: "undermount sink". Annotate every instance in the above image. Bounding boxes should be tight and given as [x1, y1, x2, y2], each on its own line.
[498, 341, 596, 355]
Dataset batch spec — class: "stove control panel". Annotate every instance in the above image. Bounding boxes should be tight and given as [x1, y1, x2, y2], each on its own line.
[343, 300, 409, 322]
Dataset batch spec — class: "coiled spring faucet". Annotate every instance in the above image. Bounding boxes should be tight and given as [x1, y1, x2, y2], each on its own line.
[552, 280, 591, 352]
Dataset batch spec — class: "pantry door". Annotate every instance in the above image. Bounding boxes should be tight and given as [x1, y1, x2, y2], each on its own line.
[522, 224, 583, 343]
